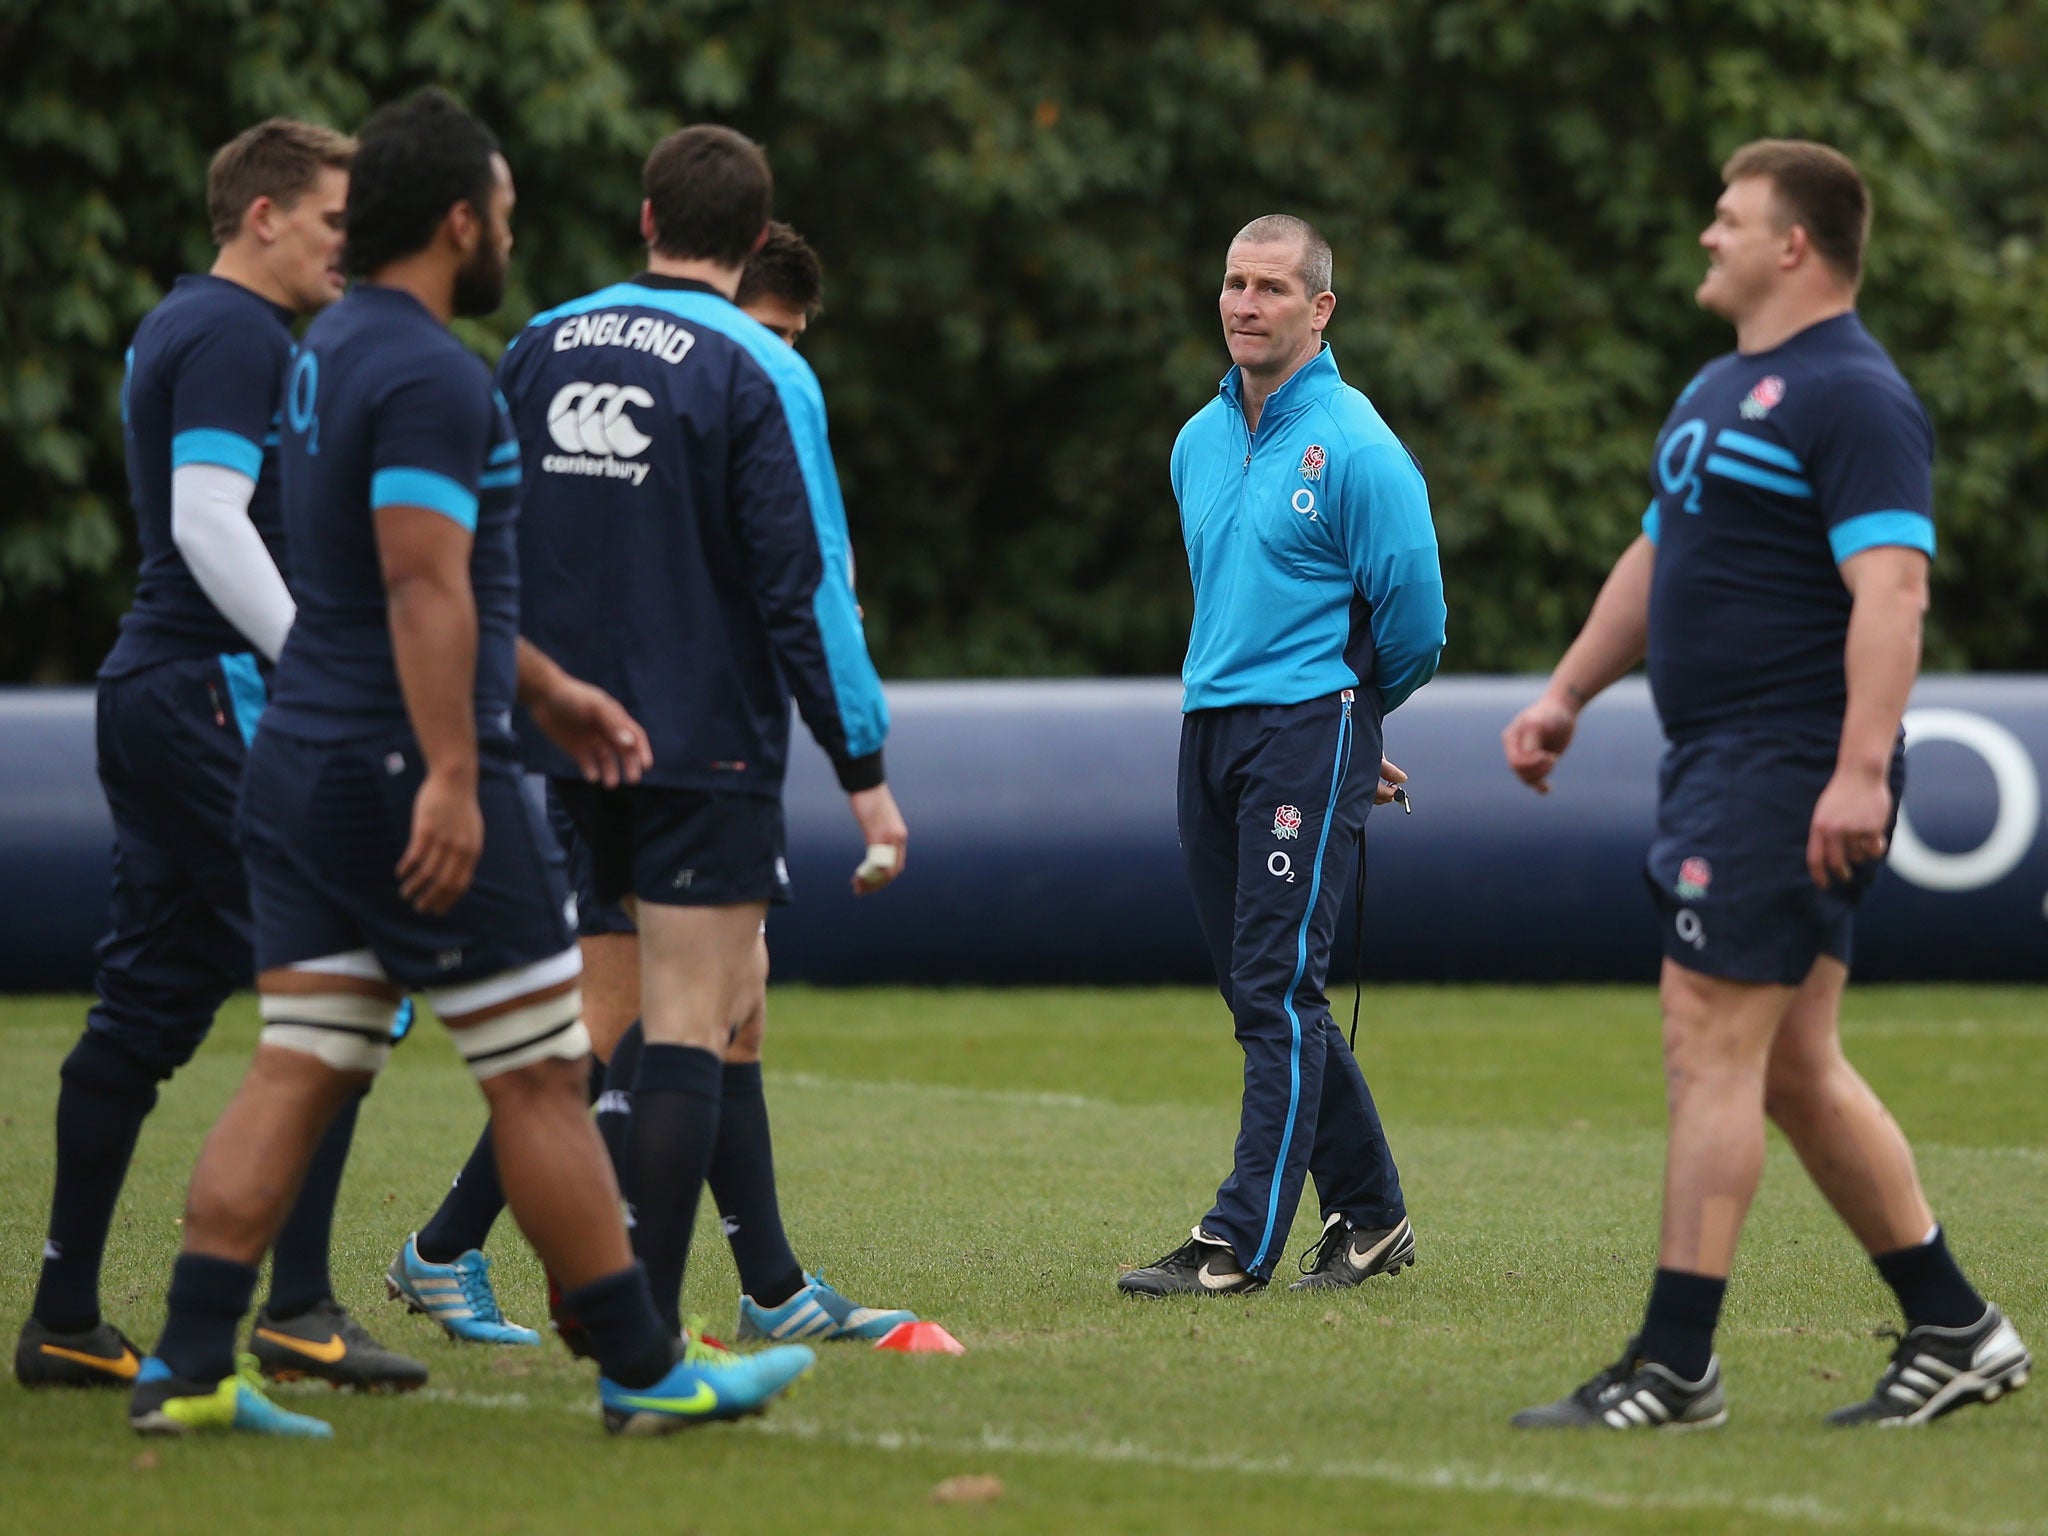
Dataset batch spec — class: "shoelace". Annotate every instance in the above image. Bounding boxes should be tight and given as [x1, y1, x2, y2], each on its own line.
[682, 1318, 735, 1366]
[459, 1256, 508, 1325]
[1295, 1221, 1350, 1276]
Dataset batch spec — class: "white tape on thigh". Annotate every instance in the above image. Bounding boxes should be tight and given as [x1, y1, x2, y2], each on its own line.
[287, 949, 392, 982]
[427, 948, 583, 1016]
[258, 991, 397, 1074]
[450, 989, 590, 1080]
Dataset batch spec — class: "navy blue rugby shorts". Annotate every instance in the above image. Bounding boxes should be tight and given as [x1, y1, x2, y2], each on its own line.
[1644, 726, 1903, 986]
[530, 775, 636, 937]
[239, 729, 574, 989]
[550, 780, 792, 910]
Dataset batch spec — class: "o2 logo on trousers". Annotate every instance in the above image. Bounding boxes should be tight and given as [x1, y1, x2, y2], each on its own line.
[1675, 908, 1706, 950]
[1268, 851, 1296, 884]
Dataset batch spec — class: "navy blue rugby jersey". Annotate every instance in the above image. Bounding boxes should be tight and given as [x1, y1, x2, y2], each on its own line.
[264, 285, 523, 746]
[495, 273, 888, 796]
[1641, 313, 1935, 741]
[101, 274, 296, 679]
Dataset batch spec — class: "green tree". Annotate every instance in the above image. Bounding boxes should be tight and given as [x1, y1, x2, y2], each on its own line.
[3, 0, 2043, 682]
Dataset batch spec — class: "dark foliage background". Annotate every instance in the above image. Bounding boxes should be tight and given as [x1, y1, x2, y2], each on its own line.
[3, 0, 2043, 682]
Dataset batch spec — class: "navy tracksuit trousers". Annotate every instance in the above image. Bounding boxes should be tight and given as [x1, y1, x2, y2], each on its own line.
[1178, 689, 1406, 1281]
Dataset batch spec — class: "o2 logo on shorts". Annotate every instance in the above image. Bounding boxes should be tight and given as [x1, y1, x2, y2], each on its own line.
[1675, 908, 1706, 951]
[1268, 851, 1296, 884]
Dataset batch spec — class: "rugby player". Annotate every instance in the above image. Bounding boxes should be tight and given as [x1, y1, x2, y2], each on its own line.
[390, 216, 912, 1347]
[491, 130, 908, 1344]
[127, 89, 813, 1438]
[15, 119, 424, 1395]
[1504, 140, 2029, 1429]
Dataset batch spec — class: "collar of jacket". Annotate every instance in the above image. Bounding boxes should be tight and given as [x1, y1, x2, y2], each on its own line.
[1217, 343, 1341, 429]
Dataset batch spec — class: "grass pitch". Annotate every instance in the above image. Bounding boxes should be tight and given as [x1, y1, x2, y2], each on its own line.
[0, 985, 2042, 1536]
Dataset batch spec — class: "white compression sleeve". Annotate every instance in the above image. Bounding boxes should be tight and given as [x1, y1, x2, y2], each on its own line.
[170, 462, 296, 661]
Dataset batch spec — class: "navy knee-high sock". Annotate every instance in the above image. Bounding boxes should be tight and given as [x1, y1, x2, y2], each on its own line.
[265, 1089, 364, 1318]
[707, 1062, 804, 1307]
[415, 1122, 507, 1265]
[32, 1032, 161, 1333]
[155, 1253, 259, 1385]
[562, 1262, 673, 1389]
[629, 1043, 723, 1334]
[597, 1021, 645, 1189]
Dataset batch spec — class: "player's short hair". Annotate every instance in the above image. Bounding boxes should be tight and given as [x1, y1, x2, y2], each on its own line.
[1231, 214, 1334, 297]
[643, 125, 772, 267]
[735, 221, 824, 317]
[1721, 139, 1870, 284]
[342, 89, 501, 278]
[206, 119, 355, 246]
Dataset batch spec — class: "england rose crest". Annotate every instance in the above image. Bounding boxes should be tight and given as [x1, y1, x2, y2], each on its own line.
[1676, 856, 1712, 900]
[1298, 444, 1325, 482]
[1272, 804, 1302, 840]
[1739, 375, 1786, 420]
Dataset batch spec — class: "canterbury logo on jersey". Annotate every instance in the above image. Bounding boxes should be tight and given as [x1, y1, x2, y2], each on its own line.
[551, 311, 696, 364]
[542, 382, 655, 485]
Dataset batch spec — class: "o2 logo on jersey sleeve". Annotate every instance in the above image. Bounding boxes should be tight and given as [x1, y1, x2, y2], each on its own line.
[286, 351, 321, 455]
[1657, 418, 1706, 514]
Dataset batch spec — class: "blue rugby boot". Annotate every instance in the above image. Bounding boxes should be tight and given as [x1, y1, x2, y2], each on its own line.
[737, 1271, 917, 1343]
[130, 1354, 333, 1438]
[386, 1233, 542, 1346]
[599, 1327, 815, 1435]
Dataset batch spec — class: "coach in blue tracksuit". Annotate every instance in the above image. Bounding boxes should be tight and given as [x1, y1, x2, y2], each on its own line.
[1120, 215, 1446, 1298]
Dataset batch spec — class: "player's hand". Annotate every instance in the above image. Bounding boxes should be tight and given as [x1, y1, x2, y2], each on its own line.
[398, 771, 484, 914]
[1807, 764, 1892, 889]
[1375, 757, 1408, 806]
[529, 676, 652, 788]
[1502, 692, 1579, 794]
[848, 783, 908, 895]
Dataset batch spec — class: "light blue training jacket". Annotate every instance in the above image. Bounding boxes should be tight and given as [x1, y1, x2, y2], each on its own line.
[1172, 346, 1447, 714]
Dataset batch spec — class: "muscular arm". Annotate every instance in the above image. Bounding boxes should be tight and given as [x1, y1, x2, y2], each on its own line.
[1835, 546, 1927, 777]
[1502, 533, 1654, 793]
[375, 504, 480, 912]
[1806, 546, 1927, 886]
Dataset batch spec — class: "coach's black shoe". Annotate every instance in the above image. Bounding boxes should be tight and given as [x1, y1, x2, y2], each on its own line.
[1117, 1227, 1265, 1297]
[14, 1316, 143, 1389]
[1826, 1306, 2030, 1426]
[1288, 1214, 1417, 1291]
[1511, 1337, 1727, 1430]
[249, 1299, 428, 1392]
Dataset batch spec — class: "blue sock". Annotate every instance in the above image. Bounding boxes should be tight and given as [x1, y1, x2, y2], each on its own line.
[629, 1043, 723, 1334]
[33, 1031, 161, 1333]
[708, 1062, 804, 1307]
[565, 1262, 673, 1389]
[265, 1089, 361, 1318]
[156, 1253, 258, 1385]
[1874, 1226, 1986, 1331]
[1638, 1267, 1726, 1382]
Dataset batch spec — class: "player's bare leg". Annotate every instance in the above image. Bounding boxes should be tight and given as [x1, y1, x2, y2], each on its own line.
[1763, 956, 1932, 1253]
[629, 901, 768, 1331]
[1655, 961, 1797, 1275]
[580, 927, 641, 1063]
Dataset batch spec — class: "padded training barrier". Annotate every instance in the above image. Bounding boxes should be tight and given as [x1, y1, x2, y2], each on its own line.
[2, 678, 2044, 988]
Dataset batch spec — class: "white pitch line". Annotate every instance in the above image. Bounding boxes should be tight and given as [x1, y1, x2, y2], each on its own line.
[407, 1386, 2041, 1536]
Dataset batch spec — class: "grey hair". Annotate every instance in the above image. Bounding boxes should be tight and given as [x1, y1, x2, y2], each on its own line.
[1231, 214, 1333, 296]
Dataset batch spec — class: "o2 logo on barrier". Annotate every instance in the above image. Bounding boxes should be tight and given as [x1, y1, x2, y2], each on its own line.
[1889, 708, 2045, 915]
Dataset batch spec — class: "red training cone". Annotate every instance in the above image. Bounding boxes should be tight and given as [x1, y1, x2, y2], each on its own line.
[872, 1321, 965, 1354]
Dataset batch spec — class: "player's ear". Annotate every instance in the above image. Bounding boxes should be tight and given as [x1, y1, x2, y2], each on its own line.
[750, 222, 770, 256]
[243, 195, 278, 245]
[447, 197, 481, 257]
[640, 200, 657, 247]
[1313, 290, 1336, 330]
[1781, 221, 1811, 271]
